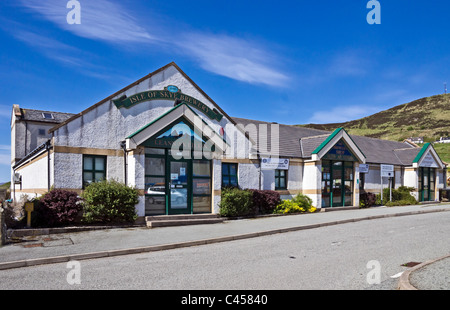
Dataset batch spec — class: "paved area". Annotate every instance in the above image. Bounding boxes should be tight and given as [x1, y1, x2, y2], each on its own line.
[1, 203, 449, 289]
[405, 255, 450, 290]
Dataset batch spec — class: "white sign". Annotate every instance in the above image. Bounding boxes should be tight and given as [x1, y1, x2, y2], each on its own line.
[261, 158, 289, 170]
[359, 164, 369, 173]
[381, 164, 394, 178]
[420, 153, 439, 168]
[170, 173, 178, 180]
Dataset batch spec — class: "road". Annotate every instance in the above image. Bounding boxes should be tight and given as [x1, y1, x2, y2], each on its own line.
[1, 211, 449, 290]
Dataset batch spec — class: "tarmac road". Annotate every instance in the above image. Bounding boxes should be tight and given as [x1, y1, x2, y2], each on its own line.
[0, 204, 449, 290]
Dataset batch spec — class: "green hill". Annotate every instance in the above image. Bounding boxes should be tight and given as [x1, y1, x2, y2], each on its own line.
[299, 93, 450, 164]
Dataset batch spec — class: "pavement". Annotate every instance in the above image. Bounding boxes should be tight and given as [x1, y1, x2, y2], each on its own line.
[1, 203, 449, 290]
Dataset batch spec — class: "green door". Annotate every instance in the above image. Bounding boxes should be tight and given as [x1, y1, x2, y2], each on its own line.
[168, 159, 191, 214]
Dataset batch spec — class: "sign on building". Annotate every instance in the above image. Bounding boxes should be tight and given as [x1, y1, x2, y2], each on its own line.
[359, 164, 369, 173]
[261, 158, 289, 170]
[420, 153, 439, 168]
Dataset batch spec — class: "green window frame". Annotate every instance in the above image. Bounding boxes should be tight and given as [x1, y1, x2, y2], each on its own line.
[83, 155, 106, 188]
[275, 169, 287, 190]
[222, 163, 238, 188]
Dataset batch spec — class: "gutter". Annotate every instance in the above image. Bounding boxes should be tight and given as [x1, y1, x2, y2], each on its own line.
[120, 141, 128, 186]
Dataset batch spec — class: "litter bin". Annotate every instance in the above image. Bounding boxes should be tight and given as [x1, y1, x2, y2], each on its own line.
[439, 188, 450, 202]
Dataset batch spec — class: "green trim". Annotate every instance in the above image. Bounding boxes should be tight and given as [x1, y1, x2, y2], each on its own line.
[413, 143, 431, 163]
[311, 127, 366, 160]
[312, 128, 342, 155]
[126, 103, 229, 147]
[274, 169, 287, 190]
[113, 89, 223, 121]
[82, 154, 107, 189]
[222, 163, 238, 188]
[127, 103, 182, 139]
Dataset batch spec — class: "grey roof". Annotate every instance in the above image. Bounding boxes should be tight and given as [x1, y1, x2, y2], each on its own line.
[20, 108, 76, 124]
[233, 117, 330, 158]
[350, 135, 415, 165]
[394, 148, 422, 165]
[232, 117, 420, 166]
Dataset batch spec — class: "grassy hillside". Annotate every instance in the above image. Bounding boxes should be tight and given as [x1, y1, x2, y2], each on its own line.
[299, 93, 450, 167]
[300, 94, 450, 142]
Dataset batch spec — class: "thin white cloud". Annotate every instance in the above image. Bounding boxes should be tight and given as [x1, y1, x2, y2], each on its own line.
[19, 0, 154, 43]
[177, 32, 289, 87]
[308, 105, 382, 124]
[16, 0, 290, 87]
[0, 154, 11, 166]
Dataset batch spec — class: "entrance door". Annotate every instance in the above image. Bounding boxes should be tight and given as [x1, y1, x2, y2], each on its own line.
[419, 167, 436, 202]
[322, 160, 354, 207]
[168, 160, 191, 214]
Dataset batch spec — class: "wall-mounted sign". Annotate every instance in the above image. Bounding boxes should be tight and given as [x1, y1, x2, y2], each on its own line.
[166, 85, 179, 93]
[359, 164, 369, 173]
[261, 158, 289, 170]
[322, 140, 356, 162]
[420, 153, 439, 168]
[113, 87, 223, 121]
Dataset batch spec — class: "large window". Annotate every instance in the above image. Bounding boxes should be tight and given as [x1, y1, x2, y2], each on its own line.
[419, 167, 436, 201]
[321, 160, 354, 207]
[275, 169, 287, 190]
[83, 155, 106, 188]
[222, 163, 238, 187]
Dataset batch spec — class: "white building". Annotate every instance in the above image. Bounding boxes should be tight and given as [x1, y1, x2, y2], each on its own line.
[10, 62, 448, 221]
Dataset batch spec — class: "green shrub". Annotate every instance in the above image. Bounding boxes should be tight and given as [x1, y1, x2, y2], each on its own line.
[274, 194, 316, 214]
[81, 180, 139, 224]
[375, 186, 417, 206]
[219, 187, 253, 217]
[292, 194, 313, 209]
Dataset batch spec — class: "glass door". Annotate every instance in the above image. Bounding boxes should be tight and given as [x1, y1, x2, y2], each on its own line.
[332, 161, 343, 207]
[169, 160, 191, 214]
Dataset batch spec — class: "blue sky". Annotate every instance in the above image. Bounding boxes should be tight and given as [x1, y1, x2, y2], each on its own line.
[1, 0, 449, 181]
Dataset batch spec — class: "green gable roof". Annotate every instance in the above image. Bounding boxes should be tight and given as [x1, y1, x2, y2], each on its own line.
[413, 143, 430, 163]
[312, 128, 343, 155]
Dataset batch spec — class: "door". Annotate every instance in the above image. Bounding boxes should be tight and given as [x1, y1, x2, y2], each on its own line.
[168, 160, 191, 214]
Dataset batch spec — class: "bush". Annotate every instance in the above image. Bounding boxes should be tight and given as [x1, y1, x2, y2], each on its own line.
[34, 189, 82, 227]
[375, 186, 417, 206]
[81, 180, 139, 224]
[249, 190, 281, 215]
[360, 191, 376, 208]
[274, 194, 316, 214]
[219, 187, 253, 217]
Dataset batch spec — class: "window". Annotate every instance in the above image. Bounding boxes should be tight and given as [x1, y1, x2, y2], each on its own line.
[275, 169, 287, 190]
[38, 129, 46, 136]
[83, 155, 106, 188]
[42, 112, 54, 119]
[222, 163, 238, 187]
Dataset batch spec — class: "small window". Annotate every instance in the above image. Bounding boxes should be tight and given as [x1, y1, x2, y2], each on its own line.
[42, 112, 54, 119]
[38, 129, 46, 136]
[222, 163, 238, 188]
[275, 169, 287, 190]
[83, 155, 106, 188]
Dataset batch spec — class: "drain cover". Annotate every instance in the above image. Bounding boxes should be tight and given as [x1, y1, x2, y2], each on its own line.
[402, 261, 421, 267]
